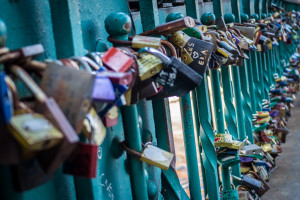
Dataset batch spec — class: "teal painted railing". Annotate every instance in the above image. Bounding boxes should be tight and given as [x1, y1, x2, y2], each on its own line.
[0, 0, 298, 199]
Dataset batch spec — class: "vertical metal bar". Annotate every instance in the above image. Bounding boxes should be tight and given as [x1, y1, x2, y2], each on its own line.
[180, 93, 202, 200]
[262, 53, 270, 100]
[231, 65, 246, 141]
[220, 66, 238, 140]
[210, 68, 231, 191]
[238, 60, 254, 142]
[195, 75, 220, 200]
[191, 91, 207, 197]
[232, 0, 250, 140]
[139, 100, 161, 199]
[107, 11, 148, 199]
[153, 99, 176, 167]
[121, 106, 148, 200]
[138, 2, 169, 199]
[247, 54, 258, 113]
[183, 2, 205, 198]
[250, 51, 263, 111]
[221, 65, 242, 186]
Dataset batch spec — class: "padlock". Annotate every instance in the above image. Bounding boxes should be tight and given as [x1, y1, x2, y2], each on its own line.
[274, 127, 288, 143]
[215, 17, 227, 31]
[63, 125, 98, 178]
[0, 76, 30, 164]
[253, 160, 270, 172]
[227, 138, 247, 150]
[217, 152, 240, 168]
[102, 105, 119, 127]
[92, 74, 115, 103]
[217, 47, 230, 58]
[101, 47, 133, 72]
[139, 17, 195, 36]
[0, 72, 13, 124]
[264, 152, 275, 166]
[0, 44, 44, 65]
[220, 190, 239, 200]
[233, 26, 256, 40]
[167, 31, 214, 75]
[259, 35, 272, 52]
[218, 39, 239, 57]
[131, 35, 161, 49]
[237, 186, 255, 200]
[219, 185, 239, 200]
[138, 47, 202, 98]
[122, 142, 174, 170]
[246, 171, 270, 196]
[237, 185, 260, 200]
[9, 113, 63, 151]
[240, 156, 254, 164]
[253, 123, 268, 132]
[40, 62, 94, 133]
[261, 143, 273, 153]
[214, 133, 233, 147]
[256, 116, 271, 124]
[256, 111, 270, 117]
[137, 52, 163, 81]
[240, 144, 263, 155]
[138, 81, 161, 99]
[7, 65, 79, 173]
[10, 158, 54, 192]
[211, 51, 228, 66]
[232, 174, 262, 192]
[83, 108, 106, 146]
[95, 71, 133, 86]
[96, 83, 128, 118]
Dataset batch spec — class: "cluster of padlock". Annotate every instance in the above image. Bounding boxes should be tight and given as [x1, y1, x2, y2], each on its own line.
[209, 10, 300, 200]
[0, 2, 300, 199]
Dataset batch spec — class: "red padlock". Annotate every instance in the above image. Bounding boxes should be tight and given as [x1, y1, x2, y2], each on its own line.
[101, 47, 133, 72]
[63, 116, 98, 178]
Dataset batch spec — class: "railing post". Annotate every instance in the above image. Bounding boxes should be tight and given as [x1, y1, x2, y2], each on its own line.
[195, 76, 220, 200]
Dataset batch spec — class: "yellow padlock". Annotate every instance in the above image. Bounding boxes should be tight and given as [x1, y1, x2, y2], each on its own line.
[137, 53, 163, 81]
[132, 35, 161, 49]
[9, 113, 63, 151]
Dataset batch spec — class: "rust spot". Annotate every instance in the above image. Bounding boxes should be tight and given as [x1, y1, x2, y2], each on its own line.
[123, 22, 132, 31]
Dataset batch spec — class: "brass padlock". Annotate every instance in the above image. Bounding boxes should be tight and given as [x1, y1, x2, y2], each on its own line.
[7, 65, 79, 173]
[132, 35, 161, 49]
[122, 142, 174, 170]
[214, 133, 233, 147]
[9, 113, 63, 151]
[137, 52, 163, 81]
[83, 108, 106, 146]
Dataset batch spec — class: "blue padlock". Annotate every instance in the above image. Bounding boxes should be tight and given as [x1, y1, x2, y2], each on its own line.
[97, 83, 128, 118]
[0, 72, 13, 124]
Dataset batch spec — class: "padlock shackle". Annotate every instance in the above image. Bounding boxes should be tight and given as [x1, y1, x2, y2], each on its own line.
[120, 141, 142, 158]
[10, 65, 47, 103]
[138, 47, 170, 65]
[231, 174, 242, 181]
